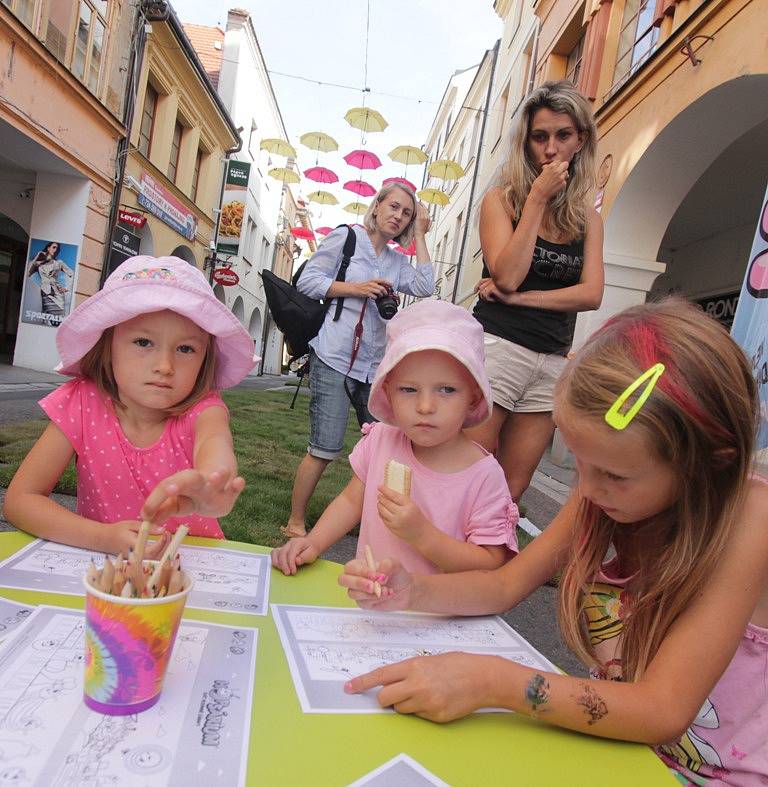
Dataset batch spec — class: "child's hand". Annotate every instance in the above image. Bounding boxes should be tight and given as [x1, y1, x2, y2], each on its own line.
[140, 469, 246, 525]
[377, 486, 431, 546]
[343, 652, 490, 722]
[109, 520, 167, 556]
[338, 556, 412, 610]
[271, 538, 319, 575]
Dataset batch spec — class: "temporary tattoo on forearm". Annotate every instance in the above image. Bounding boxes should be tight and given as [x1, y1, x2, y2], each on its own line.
[525, 674, 550, 714]
[575, 682, 608, 725]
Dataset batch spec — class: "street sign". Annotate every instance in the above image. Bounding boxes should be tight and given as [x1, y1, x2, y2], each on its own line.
[118, 209, 146, 229]
[213, 268, 240, 286]
[107, 227, 141, 277]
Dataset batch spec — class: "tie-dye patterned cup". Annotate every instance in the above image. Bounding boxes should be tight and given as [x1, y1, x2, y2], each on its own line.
[82, 563, 193, 715]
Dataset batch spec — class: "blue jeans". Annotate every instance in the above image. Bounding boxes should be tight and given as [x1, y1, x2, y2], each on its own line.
[307, 351, 374, 460]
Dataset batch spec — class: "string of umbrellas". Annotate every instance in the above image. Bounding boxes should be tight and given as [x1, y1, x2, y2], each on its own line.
[258, 105, 466, 256]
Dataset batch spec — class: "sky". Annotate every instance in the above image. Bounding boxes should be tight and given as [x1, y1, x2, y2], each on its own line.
[171, 0, 502, 234]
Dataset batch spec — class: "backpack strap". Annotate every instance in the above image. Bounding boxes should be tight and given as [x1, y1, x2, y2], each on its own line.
[331, 224, 356, 322]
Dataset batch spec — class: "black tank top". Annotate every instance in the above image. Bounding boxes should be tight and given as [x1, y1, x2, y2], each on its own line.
[473, 235, 584, 356]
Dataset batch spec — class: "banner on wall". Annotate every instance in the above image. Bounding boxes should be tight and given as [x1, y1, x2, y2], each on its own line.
[20, 239, 78, 327]
[137, 172, 198, 241]
[730, 183, 768, 454]
[217, 160, 250, 255]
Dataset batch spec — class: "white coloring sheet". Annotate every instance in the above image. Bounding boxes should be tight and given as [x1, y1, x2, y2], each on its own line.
[347, 754, 451, 787]
[0, 596, 34, 642]
[0, 539, 271, 615]
[271, 604, 558, 713]
[0, 605, 257, 786]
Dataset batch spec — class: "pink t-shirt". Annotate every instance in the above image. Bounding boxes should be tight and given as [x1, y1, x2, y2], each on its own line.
[349, 422, 518, 574]
[586, 557, 768, 785]
[40, 377, 227, 538]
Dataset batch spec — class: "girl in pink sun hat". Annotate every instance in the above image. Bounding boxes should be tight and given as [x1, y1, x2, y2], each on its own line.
[4, 255, 258, 555]
[272, 298, 518, 576]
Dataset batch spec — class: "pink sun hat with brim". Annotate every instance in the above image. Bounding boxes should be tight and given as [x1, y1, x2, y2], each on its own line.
[368, 299, 492, 428]
[55, 255, 258, 389]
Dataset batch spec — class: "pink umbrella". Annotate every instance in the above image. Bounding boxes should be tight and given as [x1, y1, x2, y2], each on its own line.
[383, 176, 417, 192]
[394, 240, 417, 256]
[343, 149, 381, 170]
[343, 179, 376, 198]
[315, 226, 333, 236]
[304, 166, 338, 184]
[290, 227, 315, 241]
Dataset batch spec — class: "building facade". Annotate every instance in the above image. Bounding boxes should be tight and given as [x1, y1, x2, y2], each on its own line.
[0, 0, 135, 372]
[117, 4, 239, 305]
[185, 9, 295, 370]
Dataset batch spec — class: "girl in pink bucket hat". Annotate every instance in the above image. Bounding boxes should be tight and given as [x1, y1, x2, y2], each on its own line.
[272, 299, 518, 576]
[4, 256, 258, 555]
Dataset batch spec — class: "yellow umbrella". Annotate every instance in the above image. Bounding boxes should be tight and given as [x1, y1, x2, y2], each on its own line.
[307, 190, 338, 205]
[268, 167, 300, 184]
[417, 188, 450, 206]
[260, 138, 297, 158]
[343, 201, 369, 216]
[428, 158, 465, 181]
[300, 131, 338, 153]
[344, 107, 388, 133]
[389, 145, 427, 166]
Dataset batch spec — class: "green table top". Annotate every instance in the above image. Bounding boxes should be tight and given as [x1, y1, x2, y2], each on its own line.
[0, 531, 676, 786]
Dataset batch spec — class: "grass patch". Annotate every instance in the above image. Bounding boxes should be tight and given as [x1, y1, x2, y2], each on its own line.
[0, 389, 543, 552]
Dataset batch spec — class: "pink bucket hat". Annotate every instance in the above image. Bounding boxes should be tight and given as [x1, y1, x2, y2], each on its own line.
[56, 255, 258, 389]
[368, 299, 492, 428]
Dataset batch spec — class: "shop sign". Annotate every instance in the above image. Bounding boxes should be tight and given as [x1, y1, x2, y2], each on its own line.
[731, 183, 768, 453]
[20, 239, 78, 327]
[118, 209, 146, 229]
[213, 268, 240, 286]
[695, 291, 739, 329]
[137, 172, 198, 241]
[107, 227, 141, 277]
[217, 160, 251, 255]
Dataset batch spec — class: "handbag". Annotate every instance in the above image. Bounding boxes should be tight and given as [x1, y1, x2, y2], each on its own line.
[260, 225, 356, 363]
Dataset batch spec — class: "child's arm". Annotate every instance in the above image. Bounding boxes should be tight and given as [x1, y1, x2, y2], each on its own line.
[345, 481, 768, 743]
[3, 423, 166, 555]
[376, 486, 508, 571]
[271, 476, 366, 575]
[140, 405, 244, 524]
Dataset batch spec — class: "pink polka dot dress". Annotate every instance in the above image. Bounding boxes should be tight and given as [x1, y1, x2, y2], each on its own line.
[40, 378, 226, 538]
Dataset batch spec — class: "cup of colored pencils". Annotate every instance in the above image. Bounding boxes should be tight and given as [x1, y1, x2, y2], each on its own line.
[82, 524, 193, 716]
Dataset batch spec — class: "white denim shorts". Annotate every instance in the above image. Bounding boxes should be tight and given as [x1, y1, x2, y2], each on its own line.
[483, 333, 568, 413]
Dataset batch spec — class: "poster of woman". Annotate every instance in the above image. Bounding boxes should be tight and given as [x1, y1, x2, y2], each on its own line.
[21, 239, 77, 327]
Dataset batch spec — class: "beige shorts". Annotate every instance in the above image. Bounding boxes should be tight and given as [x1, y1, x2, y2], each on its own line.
[483, 333, 568, 413]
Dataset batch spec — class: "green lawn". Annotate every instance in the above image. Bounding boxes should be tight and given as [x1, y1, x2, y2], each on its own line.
[0, 388, 535, 550]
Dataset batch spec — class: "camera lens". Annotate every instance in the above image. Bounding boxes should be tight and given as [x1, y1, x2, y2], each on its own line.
[376, 294, 398, 320]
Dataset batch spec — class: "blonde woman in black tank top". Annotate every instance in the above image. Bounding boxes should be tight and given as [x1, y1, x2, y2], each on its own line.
[470, 81, 604, 501]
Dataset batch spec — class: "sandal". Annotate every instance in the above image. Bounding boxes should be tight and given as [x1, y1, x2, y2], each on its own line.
[279, 525, 307, 539]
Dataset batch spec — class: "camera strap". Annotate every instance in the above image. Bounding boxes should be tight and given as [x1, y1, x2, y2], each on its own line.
[347, 298, 368, 375]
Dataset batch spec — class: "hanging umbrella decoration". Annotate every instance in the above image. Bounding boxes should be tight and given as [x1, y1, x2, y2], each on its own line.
[290, 227, 316, 241]
[383, 176, 418, 193]
[343, 179, 376, 198]
[315, 226, 334, 236]
[307, 190, 338, 206]
[428, 158, 466, 182]
[304, 166, 339, 184]
[299, 131, 338, 154]
[417, 187, 450, 207]
[344, 106, 388, 137]
[268, 167, 300, 185]
[260, 138, 297, 158]
[343, 149, 382, 171]
[389, 145, 427, 189]
[343, 201, 369, 216]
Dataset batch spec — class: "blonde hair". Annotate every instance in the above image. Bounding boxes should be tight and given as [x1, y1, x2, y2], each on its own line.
[79, 327, 217, 417]
[556, 298, 757, 682]
[500, 80, 597, 241]
[363, 183, 417, 247]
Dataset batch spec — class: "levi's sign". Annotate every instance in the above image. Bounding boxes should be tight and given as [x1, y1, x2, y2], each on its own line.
[118, 209, 146, 229]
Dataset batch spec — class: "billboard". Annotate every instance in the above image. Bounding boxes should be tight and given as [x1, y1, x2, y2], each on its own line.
[217, 160, 250, 256]
[138, 171, 198, 241]
[20, 239, 78, 327]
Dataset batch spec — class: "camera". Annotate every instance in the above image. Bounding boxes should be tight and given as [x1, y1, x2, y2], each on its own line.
[376, 286, 399, 320]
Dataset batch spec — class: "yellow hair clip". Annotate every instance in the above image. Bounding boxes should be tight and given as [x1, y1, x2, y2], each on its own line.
[604, 363, 665, 430]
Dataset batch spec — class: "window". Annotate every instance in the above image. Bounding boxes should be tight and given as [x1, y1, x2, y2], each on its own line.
[261, 237, 271, 269]
[3, 0, 38, 30]
[138, 84, 157, 157]
[191, 148, 203, 202]
[565, 33, 585, 88]
[168, 120, 183, 183]
[611, 0, 660, 94]
[72, 1, 108, 93]
[44, 0, 77, 62]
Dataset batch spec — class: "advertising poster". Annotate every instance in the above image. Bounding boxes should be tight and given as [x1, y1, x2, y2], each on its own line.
[21, 238, 77, 327]
[138, 171, 198, 241]
[730, 183, 768, 457]
[217, 160, 250, 256]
